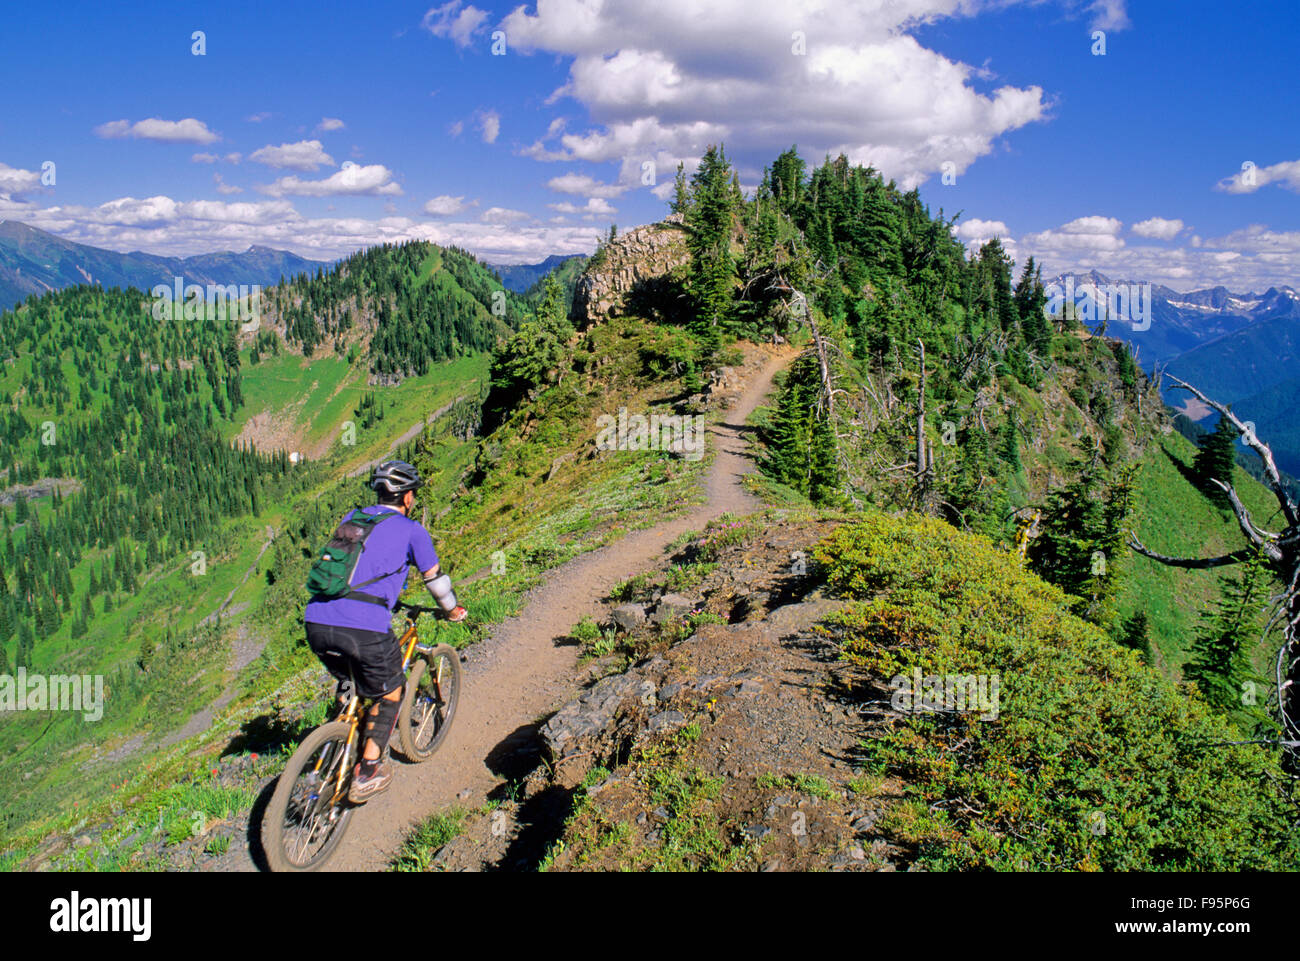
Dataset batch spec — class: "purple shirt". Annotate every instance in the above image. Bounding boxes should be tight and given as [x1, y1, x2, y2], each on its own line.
[304, 505, 440, 634]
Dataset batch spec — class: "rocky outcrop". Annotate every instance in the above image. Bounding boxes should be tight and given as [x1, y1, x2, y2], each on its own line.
[571, 215, 690, 327]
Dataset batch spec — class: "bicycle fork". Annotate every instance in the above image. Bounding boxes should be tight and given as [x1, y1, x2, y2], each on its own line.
[310, 695, 360, 808]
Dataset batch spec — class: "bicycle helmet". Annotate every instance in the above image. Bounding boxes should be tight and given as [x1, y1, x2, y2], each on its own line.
[370, 459, 424, 495]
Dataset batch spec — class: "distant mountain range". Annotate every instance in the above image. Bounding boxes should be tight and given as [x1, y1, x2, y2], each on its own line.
[8, 222, 1291, 471]
[1047, 269, 1300, 365]
[1050, 269, 1300, 474]
[0, 221, 332, 310]
[488, 254, 586, 293]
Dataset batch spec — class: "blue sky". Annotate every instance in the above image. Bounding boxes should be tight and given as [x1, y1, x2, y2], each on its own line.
[1, 0, 1297, 291]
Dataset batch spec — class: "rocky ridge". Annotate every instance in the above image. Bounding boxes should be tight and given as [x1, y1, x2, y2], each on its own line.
[571, 215, 690, 327]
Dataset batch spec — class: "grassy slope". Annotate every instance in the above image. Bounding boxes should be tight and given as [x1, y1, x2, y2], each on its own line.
[1121, 430, 1283, 676]
[0, 314, 719, 867]
[747, 356, 1285, 687]
[0, 347, 488, 838]
[226, 350, 487, 462]
[817, 513, 1296, 871]
[0, 245, 505, 842]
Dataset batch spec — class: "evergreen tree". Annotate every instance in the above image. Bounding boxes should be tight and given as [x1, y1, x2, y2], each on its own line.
[999, 418, 1022, 473]
[763, 353, 841, 504]
[0, 595, 13, 645]
[681, 144, 743, 352]
[1028, 441, 1133, 630]
[1183, 548, 1268, 715]
[770, 146, 806, 214]
[1013, 257, 1052, 358]
[16, 619, 33, 669]
[1193, 414, 1238, 506]
[1118, 610, 1154, 663]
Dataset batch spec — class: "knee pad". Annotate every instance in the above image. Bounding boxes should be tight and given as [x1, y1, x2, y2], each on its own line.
[364, 695, 402, 748]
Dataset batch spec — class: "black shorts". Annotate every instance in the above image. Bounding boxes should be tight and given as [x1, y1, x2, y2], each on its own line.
[305, 621, 406, 699]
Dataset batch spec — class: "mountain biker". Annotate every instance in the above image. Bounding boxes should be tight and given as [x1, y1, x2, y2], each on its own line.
[304, 459, 466, 803]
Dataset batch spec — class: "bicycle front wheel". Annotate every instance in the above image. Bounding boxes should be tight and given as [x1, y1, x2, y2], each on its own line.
[398, 645, 462, 762]
[262, 721, 356, 872]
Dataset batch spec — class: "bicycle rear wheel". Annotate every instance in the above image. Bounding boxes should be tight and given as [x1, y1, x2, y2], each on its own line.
[398, 645, 462, 762]
[262, 721, 355, 872]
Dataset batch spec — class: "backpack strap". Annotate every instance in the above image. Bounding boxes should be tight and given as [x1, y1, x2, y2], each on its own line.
[342, 509, 406, 606]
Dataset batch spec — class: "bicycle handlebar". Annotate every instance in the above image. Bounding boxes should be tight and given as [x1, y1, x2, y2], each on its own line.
[395, 601, 441, 619]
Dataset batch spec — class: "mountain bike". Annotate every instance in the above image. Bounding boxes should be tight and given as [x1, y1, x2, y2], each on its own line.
[262, 602, 463, 872]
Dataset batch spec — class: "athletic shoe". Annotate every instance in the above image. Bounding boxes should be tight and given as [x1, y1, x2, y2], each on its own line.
[348, 760, 393, 803]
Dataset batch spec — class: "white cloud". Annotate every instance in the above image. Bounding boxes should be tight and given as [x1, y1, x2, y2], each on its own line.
[478, 110, 500, 144]
[952, 218, 1017, 262]
[316, 117, 346, 132]
[1086, 0, 1131, 31]
[547, 198, 617, 217]
[421, 1, 490, 48]
[424, 194, 477, 215]
[95, 117, 219, 144]
[546, 173, 626, 199]
[193, 152, 242, 165]
[448, 120, 464, 138]
[213, 174, 243, 196]
[1002, 214, 1300, 292]
[0, 162, 42, 197]
[480, 206, 530, 223]
[249, 140, 336, 171]
[521, 118, 571, 161]
[22, 196, 297, 231]
[1131, 217, 1185, 240]
[1023, 215, 1125, 253]
[260, 163, 402, 197]
[952, 218, 1011, 242]
[5, 193, 594, 264]
[246, 112, 272, 123]
[499, 0, 1051, 191]
[1216, 159, 1300, 194]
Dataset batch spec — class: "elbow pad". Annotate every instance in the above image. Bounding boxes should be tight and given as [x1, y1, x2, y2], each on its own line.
[425, 573, 458, 613]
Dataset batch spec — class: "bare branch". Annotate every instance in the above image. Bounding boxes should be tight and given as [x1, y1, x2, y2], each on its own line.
[1166, 374, 1299, 527]
[1128, 534, 1253, 569]
[1208, 479, 1284, 559]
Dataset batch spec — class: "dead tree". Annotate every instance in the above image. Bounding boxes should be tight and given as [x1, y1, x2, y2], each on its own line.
[915, 339, 929, 484]
[1129, 375, 1300, 761]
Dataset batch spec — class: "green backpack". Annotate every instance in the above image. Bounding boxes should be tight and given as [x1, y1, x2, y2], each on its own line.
[306, 508, 404, 606]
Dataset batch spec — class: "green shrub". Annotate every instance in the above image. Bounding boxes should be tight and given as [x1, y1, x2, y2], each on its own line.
[665, 562, 718, 593]
[610, 572, 655, 603]
[813, 512, 1299, 871]
[391, 808, 468, 872]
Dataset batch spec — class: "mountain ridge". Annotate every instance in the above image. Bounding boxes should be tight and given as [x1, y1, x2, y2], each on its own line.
[0, 221, 332, 309]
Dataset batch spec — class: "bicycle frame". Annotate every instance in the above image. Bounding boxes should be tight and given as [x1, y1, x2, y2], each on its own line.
[312, 611, 442, 803]
[269, 605, 460, 870]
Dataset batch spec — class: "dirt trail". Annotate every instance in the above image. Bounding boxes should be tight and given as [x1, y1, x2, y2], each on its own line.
[317, 346, 792, 871]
